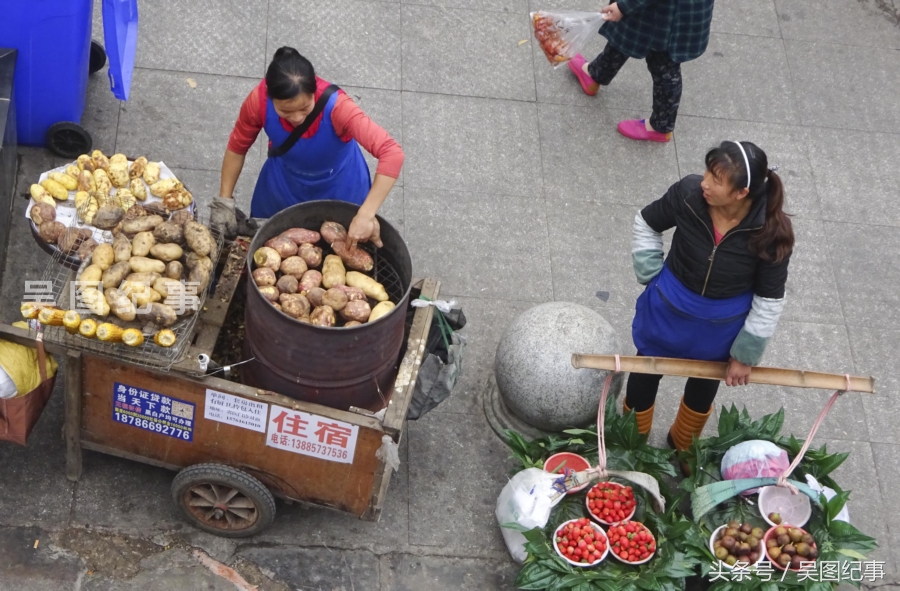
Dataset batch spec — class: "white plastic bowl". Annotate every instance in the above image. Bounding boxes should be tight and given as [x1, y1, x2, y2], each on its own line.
[759, 486, 812, 528]
[608, 522, 656, 566]
[709, 524, 767, 570]
[585, 481, 637, 526]
[553, 519, 610, 567]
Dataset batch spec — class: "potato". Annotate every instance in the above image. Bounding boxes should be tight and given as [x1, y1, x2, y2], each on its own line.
[30, 184, 56, 206]
[80, 287, 110, 317]
[331, 240, 374, 272]
[170, 209, 194, 225]
[113, 188, 136, 210]
[129, 178, 147, 201]
[186, 254, 213, 293]
[322, 288, 349, 311]
[265, 235, 298, 258]
[125, 272, 161, 287]
[129, 156, 148, 180]
[137, 303, 177, 327]
[91, 150, 110, 171]
[57, 228, 89, 254]
[369, 301, 396, 323]
[153, 220, 185, 244]
[162, 187, 193, 210]
[152, 277, 182, 299]
[340, 300, 372, 323]
[299, 270, 323, 292]
[40, 178, 69, 200]
[343, 320, 361, 327]
[75, 192, 99, 224]
[104, 288, 136, 321]
[150, 243, 183, 262]
[89, 188, 110, 208]
[253, 247, 281, 272]
[121, 281, 162, 307]
[65, 165, 81, 179]
[165, 261, 183, 280]
[279, 256, 308, 278]
[130, 256, 166, 274]
[110, 153, 128, 166]
[320, 221, 347, 244]
[251, 268, 275, 287]
[79, 264, 104, 286]
[310, 305, 336, 327]
[143, 162, 161, 185]
[92, 204, 125, 230]
[131, 232, 156, 257]
[335, 284, 367, 302]
[322, 254, 346, 289]
[345, 271, 389, 302]
[280, 228, 321, 245]
[91, 243, 115, 270]
[93, 168, 112, 195]
[77, 238, 98, 261]
[102, 261, 131, 290]
[306, 287, 326, 308]
[76, 169, 94, 192]
[271, 302, 284, 312]
[30, 202, 56, 225]
[49, 171, 78, 191]
[150, 178, 181, 198]
[276, 274, 299, 294]
[184, 221, 214, 255]
[77, 154, 95, 172]
[258, 285, 280, 302]
[122, 215, 164, 236]
[298, 243, 323, 268]
[113, 233, 132, 262]
[280, 294, 311, 319]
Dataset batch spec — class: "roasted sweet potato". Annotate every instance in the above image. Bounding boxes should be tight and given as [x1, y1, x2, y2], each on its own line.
[299, 270, 323, 292]
[30, 202, 56, 226]
[253, 247, 281, 272]
[343, 321, 362, 327]
[276, 274, 299, 295]
[306, 287, 326, 308]
[340, 300, 372, 323]
[38, 221, 65, 244]
[258, 285, 280, 302]
[57, 228, 91, 254]
[124, 203, 146, 220]
[280, 228, 321, 245]
[322, 287, 349, 311]
[320, 221, 347, 244]
[298, 243, 323, 268]
[331, 240, 374, 272]
[170, 209, 194, 225]
[279, 256, 308, 278]
[279, 294, 311, 319]
[92, 204, 126, 230]
[252, 268, 277, 287]
[335, 284, 367, 302]
[265, 235, 298, 258]
[77, 238, 98, 261]
[153, 220, 185, 244]
[310, 305, 336, 327]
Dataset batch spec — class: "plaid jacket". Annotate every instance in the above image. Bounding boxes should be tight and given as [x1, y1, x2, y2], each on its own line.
[599, 0, 715, 63]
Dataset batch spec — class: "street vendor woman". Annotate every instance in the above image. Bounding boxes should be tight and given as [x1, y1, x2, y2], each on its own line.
[626, 141, 793, 460]
[212, 47, 404, 247]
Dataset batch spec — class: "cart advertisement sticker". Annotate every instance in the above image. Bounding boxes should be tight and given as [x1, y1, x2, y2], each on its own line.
[204, 389, 268, 433]
[265, 405, 359, 464]
[112, 382, 195, 442]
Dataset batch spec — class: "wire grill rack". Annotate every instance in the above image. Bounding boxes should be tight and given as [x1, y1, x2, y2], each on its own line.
[317, 240, 407, 303]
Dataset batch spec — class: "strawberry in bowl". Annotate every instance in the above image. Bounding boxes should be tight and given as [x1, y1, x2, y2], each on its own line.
[553, 518, 610, 567]
[585, 481, 637, 525]
[607, 520, 656, 565]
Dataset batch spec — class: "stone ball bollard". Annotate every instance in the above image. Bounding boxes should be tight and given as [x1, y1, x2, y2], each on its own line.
[493, 302, 623, 433]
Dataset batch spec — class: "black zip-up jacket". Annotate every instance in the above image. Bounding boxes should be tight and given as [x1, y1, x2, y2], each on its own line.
[640, 175, 790, 299]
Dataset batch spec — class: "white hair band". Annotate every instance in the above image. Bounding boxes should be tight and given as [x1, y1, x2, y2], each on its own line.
[732, 141, 750, 189]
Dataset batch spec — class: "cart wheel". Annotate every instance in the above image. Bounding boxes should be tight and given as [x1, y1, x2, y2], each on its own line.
[171, 463, 276, 538]
[46, 122, 92, 158]
[89, 41, 107, 74]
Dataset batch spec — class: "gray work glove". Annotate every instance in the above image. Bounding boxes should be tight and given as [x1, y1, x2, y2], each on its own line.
[235, 208, 263, 239]
[209, 197, 238, 239]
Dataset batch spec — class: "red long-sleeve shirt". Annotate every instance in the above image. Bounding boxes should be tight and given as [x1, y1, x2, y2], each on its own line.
[227, 78, 404, 179]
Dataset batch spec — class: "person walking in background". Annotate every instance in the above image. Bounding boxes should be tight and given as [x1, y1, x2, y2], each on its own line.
[567, 0, 715, 143]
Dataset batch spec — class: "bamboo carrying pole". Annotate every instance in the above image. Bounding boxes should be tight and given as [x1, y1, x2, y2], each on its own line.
[571, 354, 876, 393]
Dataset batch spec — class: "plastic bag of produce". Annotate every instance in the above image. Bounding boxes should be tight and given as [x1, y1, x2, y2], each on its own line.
[0, 322, 59, 445]
[531, 11, 605, 68]
[721, 440, 790, 494]
[496, 468, 566, 562]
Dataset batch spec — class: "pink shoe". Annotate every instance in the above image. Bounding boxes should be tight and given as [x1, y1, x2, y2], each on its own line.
[568, 54, 598, 96]
[617, 119, 672, 142]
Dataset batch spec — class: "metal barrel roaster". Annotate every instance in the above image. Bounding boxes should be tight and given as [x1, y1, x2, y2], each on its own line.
[241, 200, 412, 411]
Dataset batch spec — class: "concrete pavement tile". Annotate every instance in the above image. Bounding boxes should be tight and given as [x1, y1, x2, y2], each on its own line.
[410, 0, 526, 14]
[681, 34, 798, 124]
[865, 443, 900, 574]
[711, 0, 781, 38]
[401, 93, 542, 197]
[380, 554, 519, 590]
[237, 547, 380, 590]
[807, 129, 900, 227]
[0, 526, 83, 591]
[403, 187, 551, 300]
[171, 165, 262, 216]
[378, 186, 405, 236]
[825, 221, 900, 328]
[133, 0, 267, 78]
[82, 548, 236, 591]
[342, 86, 404, 187]
[267, 0, 402, 90]
[116, 70, 262, 172]
[539, 103, 680, 205]
[407, 411, 514, 551]
[715, 321, 868, 441]
[781, 218, 844, 325]
[672, 116, 821, 220]
[402, 6, 535, 101]
[847, 325, 900, 445]
[776, 0, 900, 50]
[82, 66, 120, 156]
[430, 296, 542, 415]
[785, 40, 900, 132]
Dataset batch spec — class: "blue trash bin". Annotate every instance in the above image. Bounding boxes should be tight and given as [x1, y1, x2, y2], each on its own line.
[0, 0, 137, 156]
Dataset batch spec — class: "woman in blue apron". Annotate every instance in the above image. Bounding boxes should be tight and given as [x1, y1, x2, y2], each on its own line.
[213, 47, 404, 247]
[627, 141, 794, 462]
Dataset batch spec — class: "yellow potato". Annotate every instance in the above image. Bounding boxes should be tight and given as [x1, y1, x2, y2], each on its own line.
[65, 165, 81, 179]
[130, 156, 148, 180]
[149, 178, 181, 198]
[91, 150, 110, 171]
[322, 254, 346, 289]
[93, 169, 112, 195]
[143, 161, 161, 185]
[80, 287, 110, 317]
[368, 301, 396, 322]
[125, 272, 162, 287]
[30, 184, 56, 207]
[109, 162, 129, 188]
[40, 178, 69, 200]
[114, 188, 136, 210]
[77, 169, 95, 192]
[131, 231, 156, 257]
[110, 153, 128, 166]
[113, 233, 132, 263]
[121, 281, 162, 307]
[104, 288, 137, 321]
[91, 243, 115, 270]
[345, 271, 389, 302]
[129, 256, 166, 274]
[149, 243, 184, 262]
[78, 264, 104, 287]
[76, 154, 95, 172]
[49, 172, 78, 191]
[152, 277, 182, 299]
[130, 178, 147, 201]
[102, 261, 132, 290]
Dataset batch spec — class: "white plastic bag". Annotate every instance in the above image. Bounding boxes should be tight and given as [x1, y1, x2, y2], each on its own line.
[495, 468, 565, 563]
[721, 440, 790, 495]
[531, 11, 606, 68]
[0, 365, 16, 399]
[806, 474, 850, 523]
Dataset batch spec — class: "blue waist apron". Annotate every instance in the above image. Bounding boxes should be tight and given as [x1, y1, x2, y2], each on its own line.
[632, 266, 753, 362]
[250, 90, 372, 218]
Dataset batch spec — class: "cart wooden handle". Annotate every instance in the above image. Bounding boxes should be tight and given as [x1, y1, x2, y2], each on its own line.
[571, 354, 876, 393]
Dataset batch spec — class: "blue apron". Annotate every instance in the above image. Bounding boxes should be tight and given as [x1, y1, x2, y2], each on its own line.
[632, 265, 753, 362]
[250, 90, 372, 218]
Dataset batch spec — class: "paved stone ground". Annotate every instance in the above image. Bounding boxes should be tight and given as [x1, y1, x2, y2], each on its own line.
[2, 0, 900, 589]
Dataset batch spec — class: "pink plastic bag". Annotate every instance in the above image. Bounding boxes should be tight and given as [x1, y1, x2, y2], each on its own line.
[531, 11, 606, 68]
[721, 440, 790, 495]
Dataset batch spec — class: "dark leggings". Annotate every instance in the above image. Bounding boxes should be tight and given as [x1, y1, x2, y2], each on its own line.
[586, 45, 683, 133]
[625, 370, 719, 414]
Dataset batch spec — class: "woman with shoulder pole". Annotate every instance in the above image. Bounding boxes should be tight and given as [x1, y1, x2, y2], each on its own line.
[626, 141, 793, 469]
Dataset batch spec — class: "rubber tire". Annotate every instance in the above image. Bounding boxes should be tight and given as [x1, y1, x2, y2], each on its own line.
[89, 41, 107, 74]
[171, 463, 276, 538]
[46, 122, 92, 158]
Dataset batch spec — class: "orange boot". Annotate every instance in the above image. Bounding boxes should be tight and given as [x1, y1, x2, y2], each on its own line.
[667, 398, 712, 475]
[623, 400, 654, 436]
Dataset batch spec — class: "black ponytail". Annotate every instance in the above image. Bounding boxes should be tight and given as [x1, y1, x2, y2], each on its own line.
[705, 141, 794, 263]
[266, 47, 316, 100]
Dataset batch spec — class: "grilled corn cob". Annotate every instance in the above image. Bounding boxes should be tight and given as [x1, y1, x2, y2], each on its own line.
[79, 318, 99, 338]
[153, 329, 176, 348]
[63, 310, 82, 334]
[38, 307, 66, 326]
[122, 328, 145, 347]
[96, 323, 123, 342]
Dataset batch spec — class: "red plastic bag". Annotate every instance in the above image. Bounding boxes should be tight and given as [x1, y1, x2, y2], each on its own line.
[531, 11, 606, 68]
